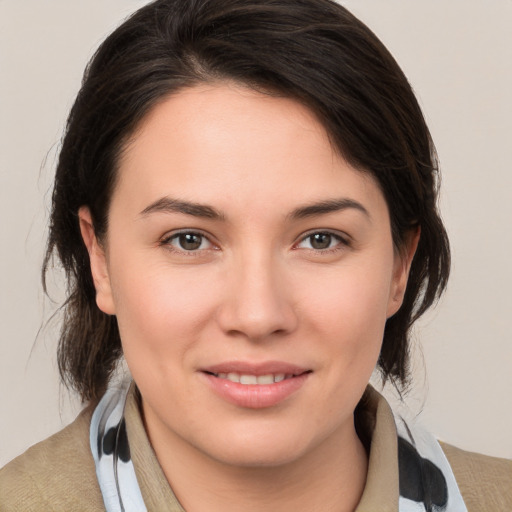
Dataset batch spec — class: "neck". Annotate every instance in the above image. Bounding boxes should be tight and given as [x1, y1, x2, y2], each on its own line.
[144, 406, 368, 512]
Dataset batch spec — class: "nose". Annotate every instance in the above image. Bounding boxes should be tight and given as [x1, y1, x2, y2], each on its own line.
[216, 253, 298, 342]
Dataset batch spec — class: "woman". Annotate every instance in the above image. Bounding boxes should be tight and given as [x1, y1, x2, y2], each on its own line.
[1, 0, 510, 510]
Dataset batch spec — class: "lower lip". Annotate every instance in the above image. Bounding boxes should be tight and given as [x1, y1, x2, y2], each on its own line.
[201, 372, 310, 409]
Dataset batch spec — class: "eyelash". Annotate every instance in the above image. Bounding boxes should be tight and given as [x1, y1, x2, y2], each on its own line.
[294, 231, 350, 254]
[159, 230, 350, 256]
[159, 230, 217, 256]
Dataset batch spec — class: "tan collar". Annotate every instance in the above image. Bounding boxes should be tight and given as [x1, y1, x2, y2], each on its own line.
[125, 384, 185, 511]
[355, 386, 399, 511]
[124, 384, 399, 511]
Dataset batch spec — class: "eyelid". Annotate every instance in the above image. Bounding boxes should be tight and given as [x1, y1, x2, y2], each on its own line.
[293, 229, 351, 252]
[159, 229, 218, 253]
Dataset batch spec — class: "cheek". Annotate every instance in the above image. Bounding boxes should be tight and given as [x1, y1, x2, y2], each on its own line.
[300, 257, 394, 378]
[304, 260, 393, 335]
[109, 259, 220, 367]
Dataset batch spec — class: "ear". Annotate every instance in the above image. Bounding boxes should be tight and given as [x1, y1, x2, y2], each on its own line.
[387, 227, 420, 318]
[78, 206, 116, 315]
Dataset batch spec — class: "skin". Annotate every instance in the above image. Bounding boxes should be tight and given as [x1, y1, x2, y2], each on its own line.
[80, 83, 418, 511]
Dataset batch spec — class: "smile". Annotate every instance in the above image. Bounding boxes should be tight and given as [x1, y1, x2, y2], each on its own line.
[210, 372, 296, 384]
[201, 365, 312, 408]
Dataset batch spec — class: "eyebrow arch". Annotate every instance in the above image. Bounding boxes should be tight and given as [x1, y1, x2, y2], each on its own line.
[289, 198, 370, 220]
[139, 197, 226, 221]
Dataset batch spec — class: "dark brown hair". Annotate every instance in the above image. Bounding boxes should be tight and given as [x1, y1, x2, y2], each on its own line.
[44, 0, 450, 402]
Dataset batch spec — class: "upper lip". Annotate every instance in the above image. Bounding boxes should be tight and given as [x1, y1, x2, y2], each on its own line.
[201, 361, 311, 376]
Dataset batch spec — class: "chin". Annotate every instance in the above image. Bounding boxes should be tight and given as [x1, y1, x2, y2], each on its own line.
[198, 423, 317, 468]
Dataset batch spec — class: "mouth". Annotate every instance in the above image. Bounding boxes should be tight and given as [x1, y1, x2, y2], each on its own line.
[200, 363, 312, 408]
[203, 371, 311, 385]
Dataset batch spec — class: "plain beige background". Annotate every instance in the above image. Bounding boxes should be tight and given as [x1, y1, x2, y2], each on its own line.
[0, 0, 511, 467]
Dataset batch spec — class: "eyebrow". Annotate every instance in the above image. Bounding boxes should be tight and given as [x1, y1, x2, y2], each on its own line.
[139, 197, 226, 221]
[289, 198, 370, 220]
[139, 196, 369, 222]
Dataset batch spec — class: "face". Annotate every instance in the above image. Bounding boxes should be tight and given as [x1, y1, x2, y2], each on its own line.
[81, 84, 414, 468]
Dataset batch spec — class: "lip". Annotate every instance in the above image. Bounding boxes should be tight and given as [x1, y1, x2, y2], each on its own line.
[200, 361, 312, 409]
[202, 361, 310, 376]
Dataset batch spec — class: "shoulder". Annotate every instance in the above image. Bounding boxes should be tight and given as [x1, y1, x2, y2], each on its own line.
[440, 441, 512, 511]
[0, 405, 105, 512]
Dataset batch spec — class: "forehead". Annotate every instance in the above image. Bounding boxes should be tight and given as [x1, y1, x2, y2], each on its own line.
[114, 83, 387, 222]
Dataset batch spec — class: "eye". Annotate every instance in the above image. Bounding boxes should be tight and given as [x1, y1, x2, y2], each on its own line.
[163, 231, 213, 252]
[296, 231, 346, 251]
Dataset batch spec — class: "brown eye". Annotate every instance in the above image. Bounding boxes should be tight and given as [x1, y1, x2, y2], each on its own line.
[309, 233, 333, 250]
[296, 231, 347, 252]
[165, 232, 212, 251]
[178, 233, 203, 250]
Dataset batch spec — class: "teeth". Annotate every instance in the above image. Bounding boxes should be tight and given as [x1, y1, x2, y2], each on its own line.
[240, 375, 258, 385]
[256, 374, 274, 384]
[215, 372, 292, 384]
